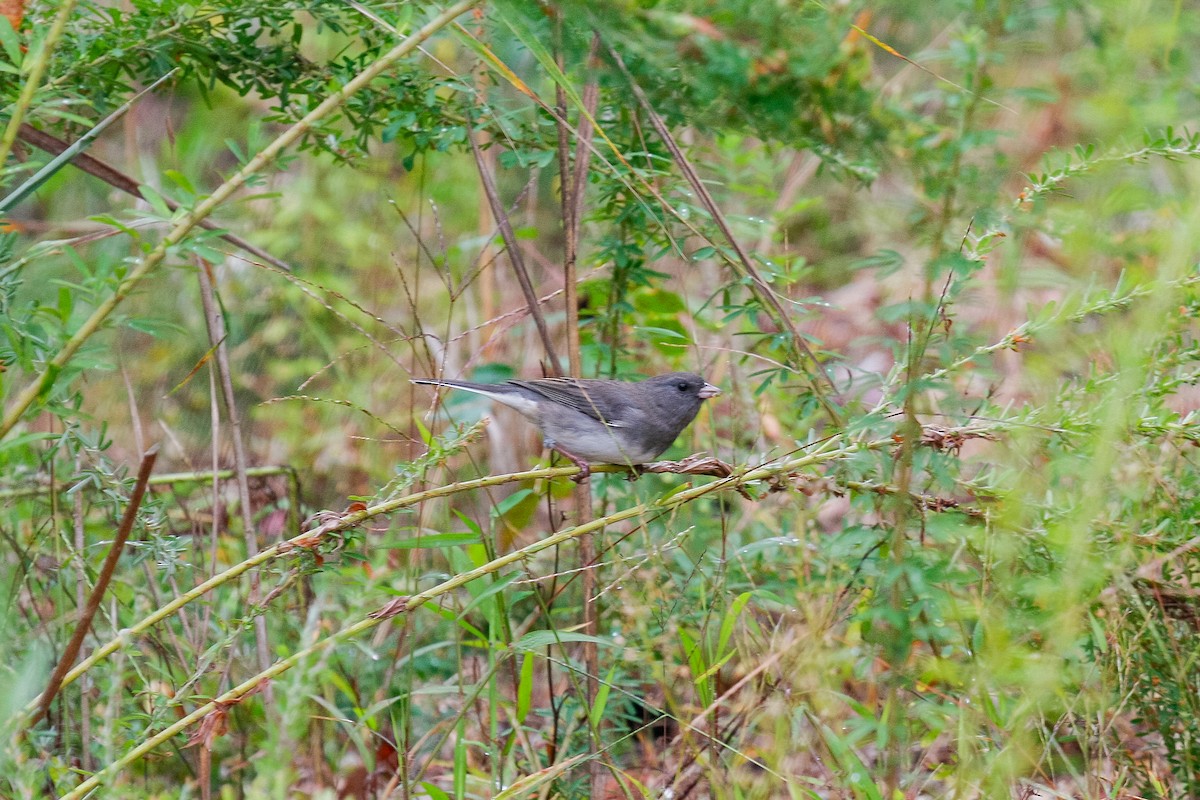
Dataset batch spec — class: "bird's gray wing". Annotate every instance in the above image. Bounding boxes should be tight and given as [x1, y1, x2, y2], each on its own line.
[508, 379, 631, 426]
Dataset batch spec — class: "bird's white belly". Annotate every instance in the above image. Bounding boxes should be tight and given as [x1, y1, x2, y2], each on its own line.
[541, 414, 661, 464]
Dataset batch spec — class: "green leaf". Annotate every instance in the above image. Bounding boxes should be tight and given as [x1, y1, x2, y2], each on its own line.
[692, 648, 736, 685]
[413, 417, 433, 446]
[451, 509, 483, 537]
[717, 591, 753, 657]
[852, 249, 904, 275]
[188, 243, 227, 264]
[512, 630, 615, 651]
[634, 325, 689, 342]
[494, 754, 589, 800]
[0, 17, 21, 68]
[589, 664, 617, 728]
[515, 652, 535, 723]
[0, 70, 177, 215]
[0, 431, 59, 455]
[419, 784, 450, 800]
[453, 719, 466, 799]
[491, 488, 534, 518]
[163, 169, 197, 195]
[125, 318, 188, 337]
[389, 531, 480, 550]
[225, 138, 246, 165]
[457, 572, 522, 619]
[56, 287, 73, 322]
[736, 536, 802, 557]
[138, 184, 173, 219]
[633, 288, 686, 314]
[810, 714, 883, 800]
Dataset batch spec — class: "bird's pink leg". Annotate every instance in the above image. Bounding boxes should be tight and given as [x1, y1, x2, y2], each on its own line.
[546, 440, 591, 483]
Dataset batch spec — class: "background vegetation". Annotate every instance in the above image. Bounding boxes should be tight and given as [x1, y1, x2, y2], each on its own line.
[3, 0, 1200, 797]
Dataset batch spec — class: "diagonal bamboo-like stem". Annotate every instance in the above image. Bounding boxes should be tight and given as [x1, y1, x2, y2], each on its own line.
[58, 440, 884, 798]
[24, 434, 898, 729]
[15, 123, 298, 273]
[49, 428, 931, 797]
[19, 461, 578, 720]
[58, 508, 622, 797]
[0, 0, 481, 440]
[44, 412, 1059, 796]
[1, 71, 177, 215]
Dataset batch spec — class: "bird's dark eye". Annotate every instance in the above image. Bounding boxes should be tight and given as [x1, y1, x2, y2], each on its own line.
[677, 381, 689, 391]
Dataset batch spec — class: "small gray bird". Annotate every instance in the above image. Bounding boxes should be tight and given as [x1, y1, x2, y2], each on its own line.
[413, 372, 721, 480]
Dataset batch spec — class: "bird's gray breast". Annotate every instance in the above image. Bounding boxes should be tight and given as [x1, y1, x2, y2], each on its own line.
[541, 405, 661, 464]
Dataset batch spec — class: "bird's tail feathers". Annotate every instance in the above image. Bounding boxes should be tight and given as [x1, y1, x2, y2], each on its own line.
[412, 378, 540, 417]
[411, 378, 492, 392]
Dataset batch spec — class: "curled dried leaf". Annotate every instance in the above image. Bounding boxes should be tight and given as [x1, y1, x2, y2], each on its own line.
[370, 596, 410, 619]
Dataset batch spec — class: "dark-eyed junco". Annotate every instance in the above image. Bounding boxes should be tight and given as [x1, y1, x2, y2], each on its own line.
[413, 372, 721, 480]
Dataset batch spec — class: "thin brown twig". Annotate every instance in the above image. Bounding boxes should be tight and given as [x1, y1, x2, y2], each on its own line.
[16, 123, 297, 274]
[202, 352, 223, 648]
[467, 125, 564, 377]
[30, 425, 984, 750]
[600, 39, 843, 427]
[28, 444, 159, 730]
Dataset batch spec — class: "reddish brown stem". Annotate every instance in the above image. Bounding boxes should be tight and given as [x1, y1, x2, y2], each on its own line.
[28, 444, 159, 730]
[467, 126, 564, 377]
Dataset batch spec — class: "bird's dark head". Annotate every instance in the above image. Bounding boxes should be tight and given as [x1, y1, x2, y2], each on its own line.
[625, 372, 721, 456]
[644, 372, 721, 401]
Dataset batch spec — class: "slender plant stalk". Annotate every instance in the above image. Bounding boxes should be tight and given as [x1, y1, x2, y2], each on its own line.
[0, 71, 177, 214]
[71, 453, 92, 772]
[0, 0, 481, 440]
[57, 500, 652, 798]
[463, 21, 846, 431]
[914, 267, 1200, 392]
[553, 27, 606, 796]
[196, 258, 273, 699]
[0, 0, 78, 167]
[19, 462, 580, 719]
[0, 465, 296, 501]
[55, 478, 712, 795]
[464, 19, 839, 413]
